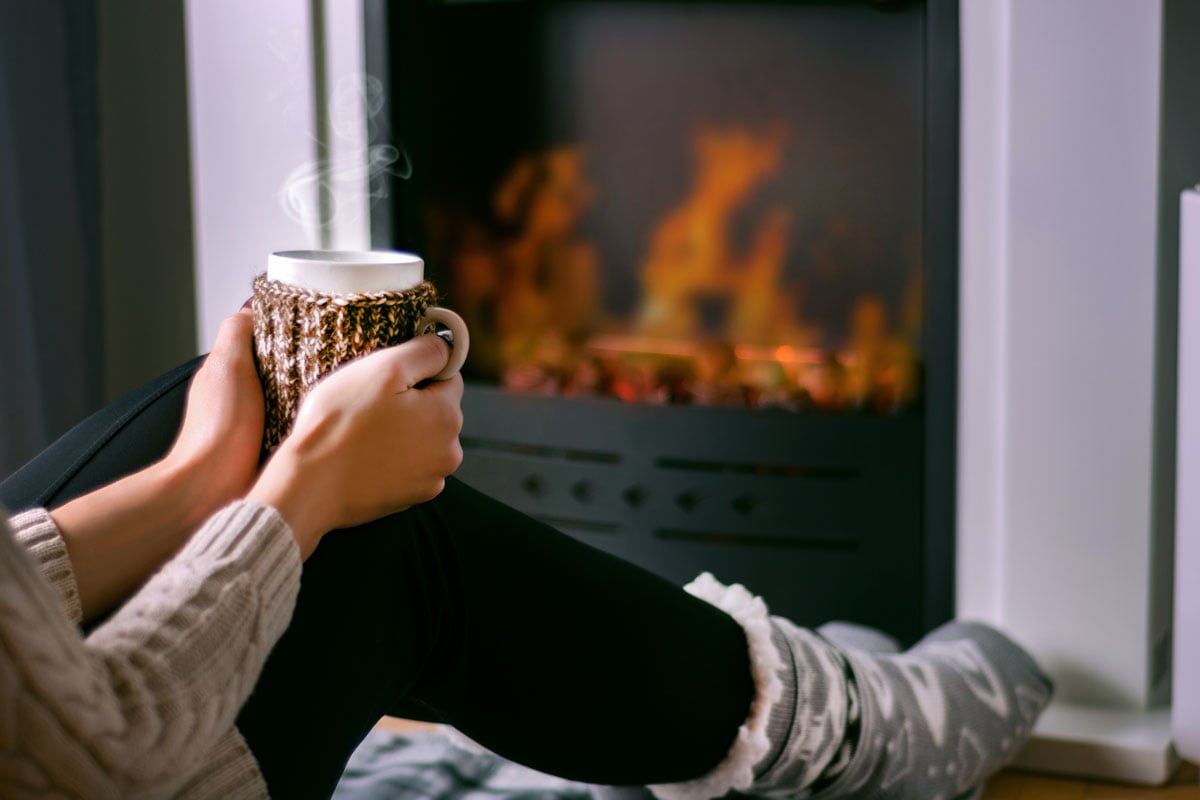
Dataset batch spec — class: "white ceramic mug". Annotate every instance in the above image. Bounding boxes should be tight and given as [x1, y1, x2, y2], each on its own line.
[267, 249, 470, 380]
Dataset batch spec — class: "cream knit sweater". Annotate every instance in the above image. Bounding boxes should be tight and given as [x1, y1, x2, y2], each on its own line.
[0, 500, 302, 799]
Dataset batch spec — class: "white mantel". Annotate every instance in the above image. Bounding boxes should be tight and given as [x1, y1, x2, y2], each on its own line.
[959, 0, 1178, 783]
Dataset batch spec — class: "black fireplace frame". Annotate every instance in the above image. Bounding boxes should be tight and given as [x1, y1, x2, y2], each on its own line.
[365, 0, 959, 642]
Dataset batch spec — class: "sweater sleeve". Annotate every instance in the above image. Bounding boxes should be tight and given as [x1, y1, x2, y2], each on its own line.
[8, 507, 83, 625]
[173, 728, 270, 800]
[0, 500, 301, 799]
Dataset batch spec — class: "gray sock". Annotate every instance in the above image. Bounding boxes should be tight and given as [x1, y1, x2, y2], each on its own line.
[753, 622, 897, 785]
[751, 624, 850, 794]
[755, 619, 1053, 799]
[816, 621, 901, 655]
[652, 575, 1051, 800]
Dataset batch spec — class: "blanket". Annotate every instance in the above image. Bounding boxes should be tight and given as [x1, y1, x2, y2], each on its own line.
[333, 730, 593, 800]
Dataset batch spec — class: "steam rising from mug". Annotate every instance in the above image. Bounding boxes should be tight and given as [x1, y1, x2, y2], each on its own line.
[278, 75, 411, 240]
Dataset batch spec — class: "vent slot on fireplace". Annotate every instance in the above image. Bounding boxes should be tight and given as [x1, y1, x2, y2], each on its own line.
[460, 436, 622, 465]
[654, 529, 860, 553]
[655, 456, 860, 481]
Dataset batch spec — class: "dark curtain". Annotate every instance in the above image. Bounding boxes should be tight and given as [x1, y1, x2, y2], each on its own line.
[0, 2, 104, 481]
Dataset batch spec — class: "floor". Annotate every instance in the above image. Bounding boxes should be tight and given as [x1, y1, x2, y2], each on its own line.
[982, 764, 1200, 799]
[378, 718, 1199, 798]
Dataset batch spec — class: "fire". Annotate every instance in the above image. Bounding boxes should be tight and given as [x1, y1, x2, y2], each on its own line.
[440, 127, 919, 413]
[636, 126, 791, 341]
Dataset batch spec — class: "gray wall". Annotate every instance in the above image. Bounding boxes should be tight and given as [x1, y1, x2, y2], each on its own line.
[99, 0, 197, 402]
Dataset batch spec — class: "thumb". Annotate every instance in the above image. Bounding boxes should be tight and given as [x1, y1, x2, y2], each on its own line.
[378, 334, 453, 390]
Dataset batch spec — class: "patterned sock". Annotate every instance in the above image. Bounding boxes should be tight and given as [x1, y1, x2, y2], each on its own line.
[657, 574, 1053, 800]
[801, 621, 900, 787]
[746, 619, 851, 798]
[816, 621, 901, 655]
[754, 617, 1053, 799]
[752, 623, 902, 791]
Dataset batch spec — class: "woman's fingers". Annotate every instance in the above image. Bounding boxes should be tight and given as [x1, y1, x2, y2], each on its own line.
[159, 309, 265, 528]
[210, 309, 256, 362]
[377, 334, 454, 391]
[419, 373, 465, 432]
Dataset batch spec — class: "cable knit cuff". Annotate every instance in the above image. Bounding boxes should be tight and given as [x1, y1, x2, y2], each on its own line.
[8, 507, 83, 624]
[176, 500, 302, 647]
[174, 728, 269, 800]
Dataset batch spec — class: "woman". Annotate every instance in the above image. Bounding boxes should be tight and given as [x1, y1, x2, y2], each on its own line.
[0, 309, 1051, 799]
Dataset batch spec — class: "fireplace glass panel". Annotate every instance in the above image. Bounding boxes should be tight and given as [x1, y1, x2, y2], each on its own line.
[393, 0, 925, 414]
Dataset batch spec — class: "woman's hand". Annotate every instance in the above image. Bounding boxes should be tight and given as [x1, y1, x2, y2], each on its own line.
[161, 308, 265, 518]
[247, 335, 464, 557]
[51, 309, 267, 620]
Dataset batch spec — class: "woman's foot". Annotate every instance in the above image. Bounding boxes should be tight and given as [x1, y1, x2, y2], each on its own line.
[816, 621, 901, 655]
[774, 618, 1052, 799]
[653, 574, 1053, 800]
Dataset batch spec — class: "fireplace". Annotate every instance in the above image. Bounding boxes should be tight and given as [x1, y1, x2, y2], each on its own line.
[366, 0, 958, 643]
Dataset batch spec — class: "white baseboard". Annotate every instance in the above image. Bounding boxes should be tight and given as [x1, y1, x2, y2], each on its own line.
[1010, 702, 1180, 785]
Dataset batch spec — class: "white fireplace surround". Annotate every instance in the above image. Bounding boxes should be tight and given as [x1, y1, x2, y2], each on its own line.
[187, 0, 1188, 784]
[959, 0, 1183, 784]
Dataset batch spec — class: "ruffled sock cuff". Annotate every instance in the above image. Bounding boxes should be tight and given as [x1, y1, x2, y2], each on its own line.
[648, 572, 784, 800]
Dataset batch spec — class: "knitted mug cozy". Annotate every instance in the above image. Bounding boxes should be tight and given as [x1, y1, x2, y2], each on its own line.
[251, 273, 439, 452]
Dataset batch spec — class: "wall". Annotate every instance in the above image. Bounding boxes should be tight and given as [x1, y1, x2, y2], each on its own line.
[186, 0, 316, 348]
[186, 0, 369, 348]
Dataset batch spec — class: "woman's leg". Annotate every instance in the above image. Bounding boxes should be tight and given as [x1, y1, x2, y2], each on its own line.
[393, 478, 756, 784]
[235, 478, 755, 797]
[2, 360, 1052, 800]
[0, 361, 755, 798]
[0, 357, 201, 511]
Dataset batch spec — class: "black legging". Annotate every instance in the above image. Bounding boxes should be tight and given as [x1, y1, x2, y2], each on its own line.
[0, 357, 755, 799]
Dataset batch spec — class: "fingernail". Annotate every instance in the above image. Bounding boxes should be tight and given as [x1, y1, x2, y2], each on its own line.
[240, 297, 253, 310]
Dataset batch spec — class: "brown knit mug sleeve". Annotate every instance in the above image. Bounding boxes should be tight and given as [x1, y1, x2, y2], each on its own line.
[250, 273, 439, 452]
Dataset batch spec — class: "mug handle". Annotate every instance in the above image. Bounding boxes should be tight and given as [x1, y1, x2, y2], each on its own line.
[417, 306, 470, 380]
